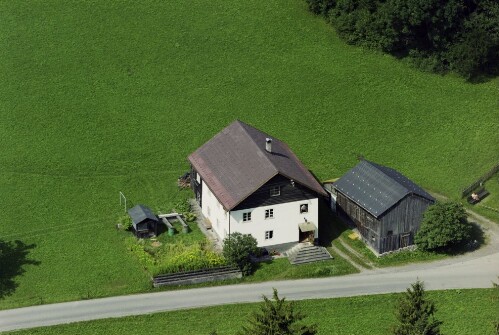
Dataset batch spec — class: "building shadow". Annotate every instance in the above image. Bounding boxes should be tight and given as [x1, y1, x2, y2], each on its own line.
[0, 240, 40, 299]
[318, 199, 349, 247]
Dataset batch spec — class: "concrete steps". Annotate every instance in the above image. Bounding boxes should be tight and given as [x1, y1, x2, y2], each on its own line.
[288, 244, 333, 265]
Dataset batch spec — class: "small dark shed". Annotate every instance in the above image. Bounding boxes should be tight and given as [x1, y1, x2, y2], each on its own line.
[331, 160, 435, 254]
[127, 204, 159, 238]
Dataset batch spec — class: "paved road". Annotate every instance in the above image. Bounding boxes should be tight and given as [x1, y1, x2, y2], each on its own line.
[1, 250, 498, 333]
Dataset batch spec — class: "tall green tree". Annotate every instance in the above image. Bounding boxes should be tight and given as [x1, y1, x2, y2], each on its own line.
[239, 289, 317, 335]
[222, 232, 258, 276]
[393, 280, 443, 335]
[306, 0, 499, 79]
[415, 201, 472, 252]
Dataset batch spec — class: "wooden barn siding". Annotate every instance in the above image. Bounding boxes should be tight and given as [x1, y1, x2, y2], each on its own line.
[336, 192, 381, 251]
[379, 195, 432, 236]
[337, 193, 432, 253]
[233, 174, 318, 211]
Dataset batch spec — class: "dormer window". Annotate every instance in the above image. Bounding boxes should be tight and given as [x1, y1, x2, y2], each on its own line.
[270, 186, 280, 197]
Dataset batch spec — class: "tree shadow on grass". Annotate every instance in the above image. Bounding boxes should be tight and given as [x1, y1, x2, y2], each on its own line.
[0, 240, 40, 299]
[438, 221, 485, 256]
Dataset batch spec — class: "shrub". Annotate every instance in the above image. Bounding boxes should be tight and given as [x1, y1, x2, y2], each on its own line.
[222, 232, 258, 276]
[184, 212, 197, 222]
[174, 199, 191, 214]
[415, 201, 472, 252]
[119, 215, 133, 231]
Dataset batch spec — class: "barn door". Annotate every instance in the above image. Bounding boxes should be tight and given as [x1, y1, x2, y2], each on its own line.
[400, 233, 411, 248]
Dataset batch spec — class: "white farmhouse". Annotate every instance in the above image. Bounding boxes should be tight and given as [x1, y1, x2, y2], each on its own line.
[188, 120, 327, 248]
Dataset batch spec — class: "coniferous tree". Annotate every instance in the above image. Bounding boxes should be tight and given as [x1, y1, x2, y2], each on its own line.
[239, 288, 317, 335]
[393, 280, 443, 335]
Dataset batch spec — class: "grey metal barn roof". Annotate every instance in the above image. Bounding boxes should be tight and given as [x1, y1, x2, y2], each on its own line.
[128, 205, 158, 228]
[188, 120, 326, 211]
[333, 160, 434, 218]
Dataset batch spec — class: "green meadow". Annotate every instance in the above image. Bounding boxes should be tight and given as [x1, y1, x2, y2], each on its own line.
[0, 1, 497, 309]
[9, 289, 498, 335]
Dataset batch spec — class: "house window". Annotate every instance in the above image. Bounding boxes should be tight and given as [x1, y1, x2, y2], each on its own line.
[300, 204, 308, 213]
[265, 230, 274, 240]
[270, 186, 280, 197]
[265, 209, 274, 219]
[196, 172, 201, 184]
[243, 212, 252, 222]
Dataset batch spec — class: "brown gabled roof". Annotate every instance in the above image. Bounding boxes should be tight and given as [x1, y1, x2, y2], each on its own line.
[188, 120, 326, 211]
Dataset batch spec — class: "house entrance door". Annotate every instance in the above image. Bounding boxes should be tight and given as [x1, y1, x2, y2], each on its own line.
[299, 229, 314, 243]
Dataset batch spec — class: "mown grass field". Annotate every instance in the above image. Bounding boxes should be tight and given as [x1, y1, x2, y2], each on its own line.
[9, 289, 498, 335]
[0, 0, 497, 309]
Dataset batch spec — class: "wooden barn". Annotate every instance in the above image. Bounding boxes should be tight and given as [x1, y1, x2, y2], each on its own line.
[127, 204, 159, 238]
[329, 160, 435, 254]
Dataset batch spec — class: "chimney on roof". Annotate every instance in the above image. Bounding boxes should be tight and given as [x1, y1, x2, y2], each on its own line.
[265, 138, 272, 153]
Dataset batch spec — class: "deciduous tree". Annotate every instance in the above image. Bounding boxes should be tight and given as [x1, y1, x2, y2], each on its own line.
[222, 232, 258, 276]
[415, 201, 472, 252]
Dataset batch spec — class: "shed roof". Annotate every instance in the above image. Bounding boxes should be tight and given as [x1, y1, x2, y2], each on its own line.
[333, 160, 434, 218]
[127, 205, 158, 227]
[188, 120, 326, 210]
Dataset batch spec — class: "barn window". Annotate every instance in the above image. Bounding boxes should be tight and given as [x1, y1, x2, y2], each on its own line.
[387, 230, 393, 236]
[243, 212, 252, 222]
[265, 209, 274, 219]
[265, 230, 274, 240]
[366, 216, 373, 229]
[270, 186, 280, 196]
[355, 207, 361, 220]
[300, 204, 308, 213]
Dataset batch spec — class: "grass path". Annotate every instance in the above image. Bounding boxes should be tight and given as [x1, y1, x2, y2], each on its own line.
[329, 244, 367, 271]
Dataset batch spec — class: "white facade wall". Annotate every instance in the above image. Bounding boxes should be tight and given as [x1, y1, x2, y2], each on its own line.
[229, 198, 319, 247]
[201, 180, 229, 239]
[201, 180, 319, 247]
